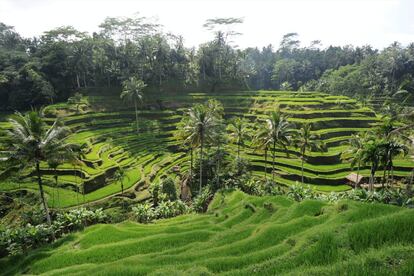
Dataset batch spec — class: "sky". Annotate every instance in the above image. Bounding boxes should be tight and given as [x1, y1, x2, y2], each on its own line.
[0, 0, 413, 49]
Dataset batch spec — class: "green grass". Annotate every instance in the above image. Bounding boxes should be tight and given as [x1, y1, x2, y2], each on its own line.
[1, 90, 413, 208]
[1, 190, 413, 275]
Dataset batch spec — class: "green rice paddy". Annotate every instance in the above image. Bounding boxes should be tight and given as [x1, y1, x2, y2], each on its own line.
[1, 190, 413, 275]
[0, 90, 413, 208]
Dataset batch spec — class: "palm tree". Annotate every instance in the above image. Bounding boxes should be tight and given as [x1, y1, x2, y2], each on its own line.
[255, 108, 295, 182]
[47, 148, 76, 207]
[294, 123, 325, 185]
[175, 116, 197, 186]
[360, 138, 385, 191]
[227, 117, 249, 159]
[120, 77, 147, 133]
[382, 140, 408, 187]
[3, 111, 73, 225]
[211, 122, 227, 188]
[341, 133, 369, 189]
[114, 167, 129, 195]
[184, 103, 218, 191]
[253, 124, 271, 181]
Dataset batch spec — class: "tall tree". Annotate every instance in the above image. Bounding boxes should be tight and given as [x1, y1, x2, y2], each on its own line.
[120, 77, 146, 132]
[293, 123, 325, 185]
[184, 102, 220, 191]
[255, 108, 295, 182]
[341, 133, 369, 189]
[2, 111, 74, 225]
[227, 117, 250, 159]
[360, 138, 385, 191]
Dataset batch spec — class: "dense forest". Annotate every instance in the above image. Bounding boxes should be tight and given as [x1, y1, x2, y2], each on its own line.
[1, 15, 413, 110]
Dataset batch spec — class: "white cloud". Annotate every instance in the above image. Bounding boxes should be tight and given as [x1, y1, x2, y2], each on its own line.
[0, 0, 411, 49]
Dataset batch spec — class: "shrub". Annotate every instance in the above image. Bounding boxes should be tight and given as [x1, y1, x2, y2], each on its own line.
[287, 183, 317, 201]
[149, 182, 165, 206]
[192, 187, 213, 213]
[132, 203, 156, 223]
[54, 208, 107, 234]
[132, 200, 189, 223]
[160, 178, 178, 201]
[0, 224, 54, 256]
[0, 208, 108, 257]
[155, 200, 188, 219]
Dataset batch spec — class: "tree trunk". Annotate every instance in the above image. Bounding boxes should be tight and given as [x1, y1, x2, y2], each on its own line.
[199, 135, 204, 192]
[382, 163, 387, 188]
[301, 157, 305, 185]
[83, 72, 87, 88]
[216, 144, 220, 188]
[407, 169, 414, 197]
[190, 147, 193, 185]
[264, 149, 268, 181]
[36, 161, 52, 226]
[121, 180, 124, 195]
[134, 98, 139, 133]
[237, 140, 240, 159]
[53, 169, 58, 207]
[369, 165, 375, 192]
[272, 141, 276, 182]
[76, 74, 81, 89]
[356, 161, 360, 189]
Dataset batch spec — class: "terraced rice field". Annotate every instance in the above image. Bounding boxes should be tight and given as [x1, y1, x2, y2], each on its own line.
[1, 190, 414, 275]
[0, 91, 413, 207]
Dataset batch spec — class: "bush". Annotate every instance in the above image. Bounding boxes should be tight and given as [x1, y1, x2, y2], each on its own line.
[156, 200, 188, 219]
[342, 188, 412, 206]
[54, 208, 107, 234]
[0, 208, 107, 257]
[149, 182, 165, 206]
[132, 200, 189, 223]
[132, 203, 156, 223]
[160, 178, 178, 201]
[0, 224, 54, 256]
[192, 187, 213, 213]
[287, 183, 317, 201]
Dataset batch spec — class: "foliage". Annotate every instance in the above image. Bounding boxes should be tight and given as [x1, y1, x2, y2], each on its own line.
[160, 177, 178, 201]
[131, 203, 156, 223]
[132, 200, 189, 223]
[2, 110, 76, 225]
[0, 207, 107, 257]
[287, 183, 317, 201]
[3, 190, 414, 275]
[192, 186, 213, 213]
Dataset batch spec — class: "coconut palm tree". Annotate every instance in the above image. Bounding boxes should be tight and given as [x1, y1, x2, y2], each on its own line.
[382, 140, 408, 187]
[175, 116, 198, 186]
[47, 148, 77, 207]
[360, 138, 385, 191]
[294, 123, 326, 185]
[227, 117, 250, 159]
[120, 77, 147, 133]
[3, 111, 73, 225]
[114, 167, 129, 195]
[253, 125, 271, 181]
[210, 122, 227, 188]
[255, 108, 295, 182]
[184, 104, 218, 191]
[341, 133, 369, 189]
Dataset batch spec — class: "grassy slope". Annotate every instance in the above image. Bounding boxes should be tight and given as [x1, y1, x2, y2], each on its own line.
[2, 190, 414, 275]
[1, 91, 413, 208]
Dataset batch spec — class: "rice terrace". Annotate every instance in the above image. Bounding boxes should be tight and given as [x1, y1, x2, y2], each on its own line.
[0, 0, 414, 275]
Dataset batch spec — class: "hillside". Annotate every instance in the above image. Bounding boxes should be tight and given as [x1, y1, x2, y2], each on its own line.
[1, 190, 413, 275]
[1, 90, 413, 208]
